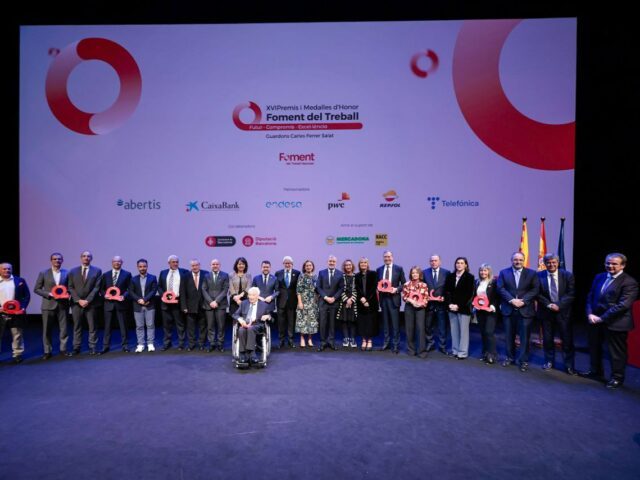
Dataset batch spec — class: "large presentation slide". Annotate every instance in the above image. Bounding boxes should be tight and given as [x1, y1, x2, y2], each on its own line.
[20, 18, 575, 289]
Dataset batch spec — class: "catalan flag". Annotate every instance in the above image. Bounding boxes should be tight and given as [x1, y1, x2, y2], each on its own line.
[538, 217, 547, 271]
[558, 218, 566, 270]
[519, 217, 530, 268]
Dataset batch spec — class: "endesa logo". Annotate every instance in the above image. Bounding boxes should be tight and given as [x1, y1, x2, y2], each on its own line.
[116, 198, 161, 210]
[265, 200, 303, 209]
[380, 190, 401, 208]
[328, 192, 350, 210]
[45, 38, 142, 135]
[205, 236, 236, 247]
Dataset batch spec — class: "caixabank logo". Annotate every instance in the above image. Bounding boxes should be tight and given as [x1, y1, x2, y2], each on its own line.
[116, 199, 161, 210]
[233, 102, 363, 132]
[186, 201, 240, 212]
[46, 38, 142, 135]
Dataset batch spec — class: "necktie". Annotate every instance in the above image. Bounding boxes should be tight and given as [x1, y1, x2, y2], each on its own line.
[213, 272, 218, 284]
[168, 270, 175, 291]
[82, 267, 88, 283]
[264, 274, 268, 285]
[329, 270, 333, 285]
[549, 274, 559, 302]
[248, 303, 255, 322]
[385, 266, 390, 281]
[433, 269, 437, 284]
[112, 270, 119, 285]
[514, 269, 521, 288]
[600, 275, 614, 293]
[285, 271, 290, 288]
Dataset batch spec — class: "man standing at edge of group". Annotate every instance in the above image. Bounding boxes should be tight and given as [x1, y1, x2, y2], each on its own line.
[0, 263, 31, 363]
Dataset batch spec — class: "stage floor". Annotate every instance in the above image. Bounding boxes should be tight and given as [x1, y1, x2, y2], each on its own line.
[1, 327, 639, 479]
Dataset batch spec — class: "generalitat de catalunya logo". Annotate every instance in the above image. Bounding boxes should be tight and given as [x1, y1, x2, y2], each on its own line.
[205, 236, 236, 247]
[45, 38, 142, 135]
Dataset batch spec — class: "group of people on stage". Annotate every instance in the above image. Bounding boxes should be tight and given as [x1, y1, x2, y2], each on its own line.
[0, 250, 637, 388]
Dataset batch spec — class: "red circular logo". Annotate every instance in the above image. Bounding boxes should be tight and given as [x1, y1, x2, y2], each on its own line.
[410, 50, 439, 78]
[232, 101, 262, 130]
[45, 38, 142, 135]
[242, 235, 254, 247]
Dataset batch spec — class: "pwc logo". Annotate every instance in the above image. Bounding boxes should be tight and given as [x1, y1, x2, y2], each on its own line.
[328, 192, 350, 210]
[45, 38, 142, 135]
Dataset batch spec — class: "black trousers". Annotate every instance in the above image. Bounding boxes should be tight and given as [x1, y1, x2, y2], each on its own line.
[103, 308, 128, 348]
[588, 323, 628, 381]
[477, 310, 497, 359]
[541, 313, 575, 368]
[319, 304, 338, 346]
[237, 322, 265, 353]
[405, 304, 426, 357]
[277, 306, 296, 343]
[205, 308, 226, 346]
[42, 306, 69, 353]
[162, 305, 185, 347]
[503, 310, 533, 364]
[71, 305, 98, 350]
[186, 310, 206, 348]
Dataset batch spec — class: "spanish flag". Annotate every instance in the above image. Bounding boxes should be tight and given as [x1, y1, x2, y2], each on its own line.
[519, 217, 530, 268]
[538, 217, 547, 271]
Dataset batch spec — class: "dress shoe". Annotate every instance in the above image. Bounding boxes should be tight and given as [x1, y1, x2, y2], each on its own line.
[206, 346, 214, 353]
[135, 345, 145, 353]
[160, 344, 171, 351]
[542, 362, 553, 371]
[605, 378, 623, 390]
[579, 370, 605, 382]
[438, 347, 447, 355]
[317, 345, 326, 352]
[187, 346, 195, 352]
[426, 344, 435, 352]
[177, 346, 184, 351]
[250, 354, 260, 364]
[565, 367, 577, 376]
[278, 340, 285, 349]
[501, 358, 513, 367]
[485, 357, 495, 365]
[239, 353, 247, 363]
[42, 353, 52, 360]
[329, 344, 337, 351]
[147, 344, 155, 352]
[218, 346, 224, 353]
[380, 343, 391, 351]
[392, 348, 399, 354]
[89, 349, 97, 356]
[100, 347, 110, 355]
[519, 362, 529, 372]
[12, 356, 24, 364]
[122, 347, 130, 353]
[456, 355, 467, 360]
[199, 345, 206, 351]
[288, 341, 295, 348]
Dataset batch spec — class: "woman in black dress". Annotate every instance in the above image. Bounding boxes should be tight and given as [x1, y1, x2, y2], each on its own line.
[336, 259, 358, 349]
[355, 257, 379, 351]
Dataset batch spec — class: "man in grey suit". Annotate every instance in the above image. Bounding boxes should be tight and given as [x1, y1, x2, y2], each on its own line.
[202, 259, 229, 352]
[424, 254, 450, 354]
[100, 255, 132, 354]
[67, 251, 103, 356]
[316, 255, 344, 351]
[34, 252, 69, 359]
[497, 252, 540, 371]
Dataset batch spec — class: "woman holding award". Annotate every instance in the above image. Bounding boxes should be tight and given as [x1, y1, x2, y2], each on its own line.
[444, 257, 475, 359]
[473, 263, 499, 364]
[402, 267, 429, 358]
[229, 257, 250, 316]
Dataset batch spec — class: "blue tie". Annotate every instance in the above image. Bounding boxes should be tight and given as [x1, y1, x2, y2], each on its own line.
[285, 271, 290, 288]
[549, 274, 558, 302]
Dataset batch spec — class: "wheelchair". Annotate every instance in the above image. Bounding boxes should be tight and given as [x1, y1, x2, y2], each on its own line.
[231, 317, 272, 369]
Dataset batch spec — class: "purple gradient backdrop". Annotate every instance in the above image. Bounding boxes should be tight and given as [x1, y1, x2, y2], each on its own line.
[19, 19, 575, 309]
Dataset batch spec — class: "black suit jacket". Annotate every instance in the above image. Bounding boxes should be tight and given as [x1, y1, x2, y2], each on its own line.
[473, 278, 499, 311]
[586, 271, 639, 331]
[316, 268, 345, 307]
[101, 269, 132, 311]
[68, 265, 103, 306]
[202, 271, 229, 310]
[537, 269, 575, 322]
[424, 267, 450, 311]
[180, 271, 208, 313]
[158, 268, 189, 311]
[355, 270, 379, 312]
[444, 271, 475, 315]
[376, 264, 406, 307]
[128, 274, 158, 312]
[2, 276, 31, 327]
[275, 269, 300, 310]
[34, 268, 69, 311]
[497, 267, 540, 318]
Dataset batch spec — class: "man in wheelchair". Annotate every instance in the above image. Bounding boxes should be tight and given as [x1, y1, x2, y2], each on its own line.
[232, 287, 271, 366]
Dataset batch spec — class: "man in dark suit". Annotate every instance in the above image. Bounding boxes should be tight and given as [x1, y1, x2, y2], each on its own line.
[376, 251, 406, 353]
[100, 255, 132, 354]
[67, 251, 103, 355]
[180, 259, 208, 351]
[316, 255, 344, 351]
[158, 255, 189, 351]
[202, 259, 229, 352]
[128, 258, 158, 353]
[252, 260, 279, 321]
[34, 252, 69, 359]
[274, 256, 300, 348]
[583, 253, 639, 389]
[424, 254, 450, 354]
[0, 263, 31, 363]
[232, 287, 271, 363]
[497, 252, 540, 371]
[537, 254, 576, 374]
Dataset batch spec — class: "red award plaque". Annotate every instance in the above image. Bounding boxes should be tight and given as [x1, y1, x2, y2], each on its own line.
[105, 286, 123, 301]
[162, 291, 179, 304]
[472, 294, 492, 312]
[377, 279, 394, 293]
[2, 300, 25, 315]
[428, 291, 444, 302]
[51, 285, 70, 299]
[409, 292, 427, 307]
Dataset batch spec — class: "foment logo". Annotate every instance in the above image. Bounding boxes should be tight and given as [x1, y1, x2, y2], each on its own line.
[45, 38, 142, 135]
